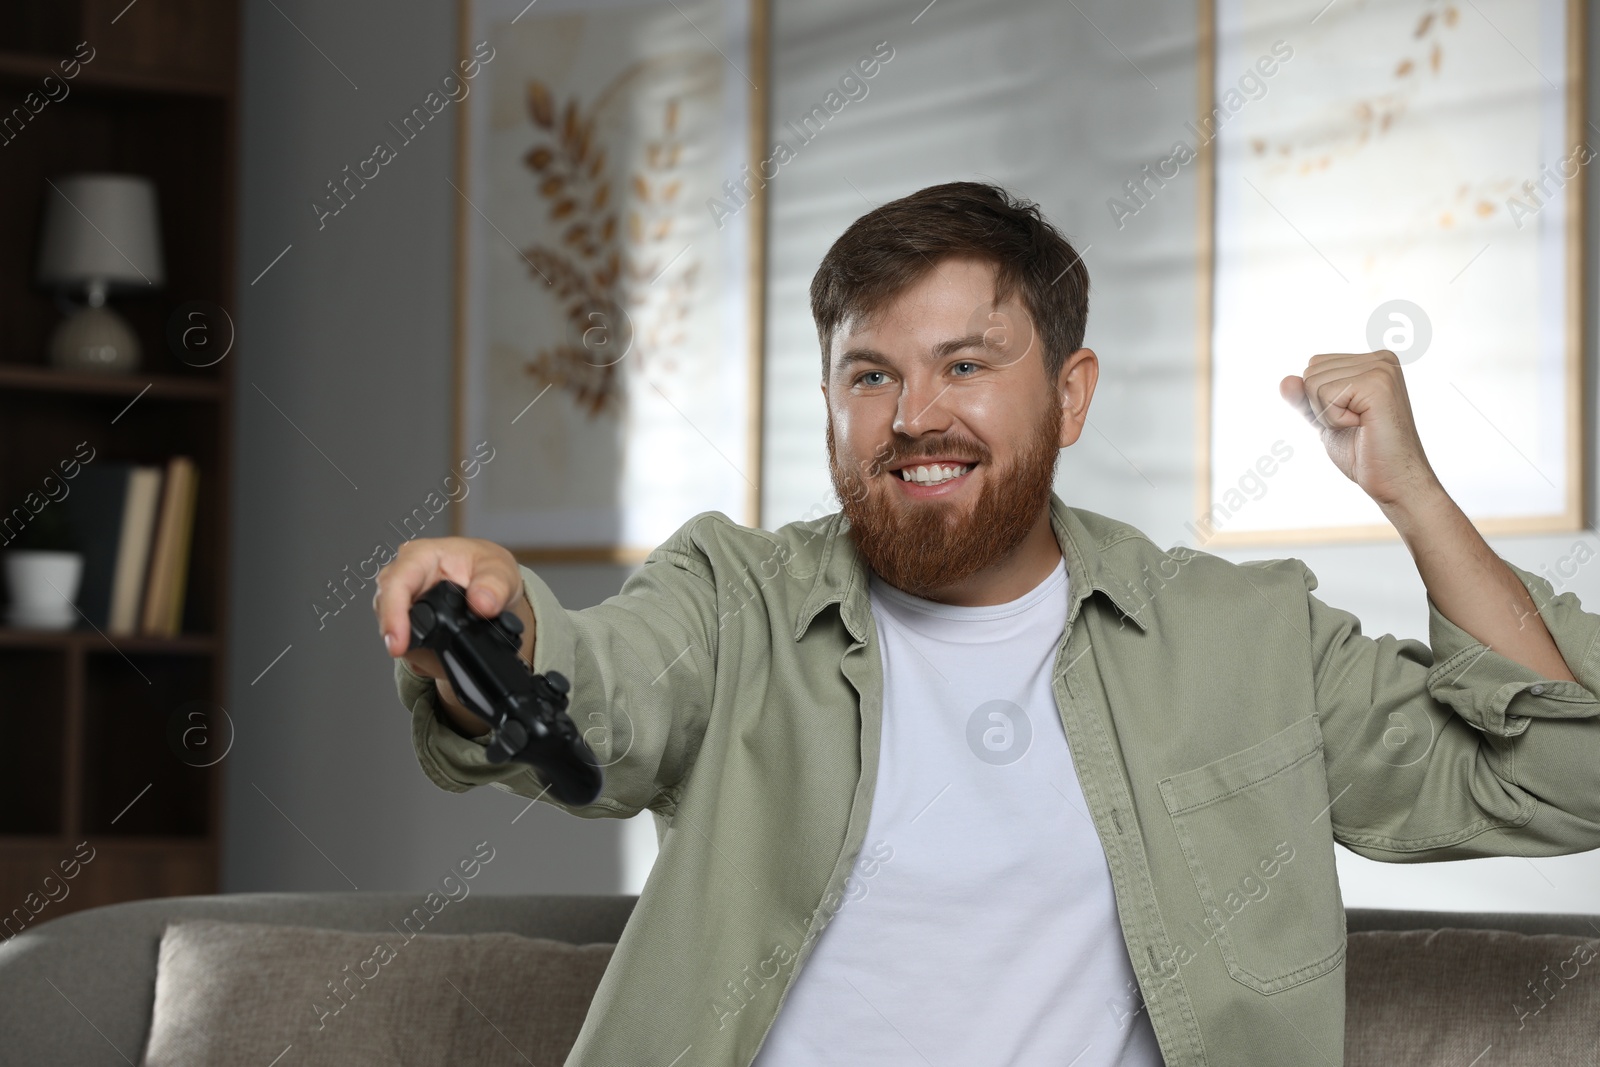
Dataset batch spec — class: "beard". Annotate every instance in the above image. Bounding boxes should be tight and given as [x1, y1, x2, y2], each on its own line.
[826, 396, 1063, 601]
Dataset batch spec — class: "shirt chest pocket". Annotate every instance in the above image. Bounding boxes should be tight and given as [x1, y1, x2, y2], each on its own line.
[1157, 713, 1346, 995]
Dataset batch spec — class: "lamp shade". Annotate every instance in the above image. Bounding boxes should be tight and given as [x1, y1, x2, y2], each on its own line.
[36, 174, 165, 292]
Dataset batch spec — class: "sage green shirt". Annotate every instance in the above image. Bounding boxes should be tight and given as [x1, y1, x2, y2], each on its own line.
[396, 492, 1600, 1066]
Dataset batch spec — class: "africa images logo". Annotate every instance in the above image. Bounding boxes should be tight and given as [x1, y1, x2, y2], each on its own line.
[966, 699, 1032, 766]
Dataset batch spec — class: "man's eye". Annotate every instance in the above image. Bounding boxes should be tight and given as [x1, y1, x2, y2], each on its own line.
[856, 371, 887, 386]
[953, 361, 979, 376]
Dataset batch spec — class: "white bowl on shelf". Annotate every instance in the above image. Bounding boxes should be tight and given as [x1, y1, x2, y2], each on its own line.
[3, 549, 84, 631]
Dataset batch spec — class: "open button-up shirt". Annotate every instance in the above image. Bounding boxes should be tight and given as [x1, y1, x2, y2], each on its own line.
[396, 492, 1600, 1065]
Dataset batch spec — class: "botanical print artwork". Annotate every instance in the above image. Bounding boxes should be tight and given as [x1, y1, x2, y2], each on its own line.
[518, 81, 700, 421]
[457, 0, 759, 555]
[1206, 0, 1577, 541]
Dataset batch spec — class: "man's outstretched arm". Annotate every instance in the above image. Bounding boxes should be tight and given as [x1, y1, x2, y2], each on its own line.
[1281, 348, 1574, 682]
[1282, 348, 1599, 861]
[378, 527, 722, 820]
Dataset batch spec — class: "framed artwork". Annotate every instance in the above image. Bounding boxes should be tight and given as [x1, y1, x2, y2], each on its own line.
[452, 0, 769, 563]
[1194, 0, 1586, 546]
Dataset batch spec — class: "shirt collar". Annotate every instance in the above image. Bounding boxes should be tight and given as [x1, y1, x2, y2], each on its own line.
[793, 491, 1153, 643]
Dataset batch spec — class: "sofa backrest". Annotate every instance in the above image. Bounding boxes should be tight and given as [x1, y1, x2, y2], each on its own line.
[0, 896, 1594, 1067]
[1344, 910, 1600, 1065]
[0, 892, 636, 1067]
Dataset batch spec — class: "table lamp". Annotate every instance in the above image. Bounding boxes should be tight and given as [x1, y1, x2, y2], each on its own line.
[36, 173, 165, 374]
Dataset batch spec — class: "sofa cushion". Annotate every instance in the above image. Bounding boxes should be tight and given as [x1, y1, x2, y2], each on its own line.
[138, 918, 614, 1066]
[1345, 927, 1600, 1066]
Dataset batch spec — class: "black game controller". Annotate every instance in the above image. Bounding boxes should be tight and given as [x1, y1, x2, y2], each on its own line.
[406, 579, 603, 806]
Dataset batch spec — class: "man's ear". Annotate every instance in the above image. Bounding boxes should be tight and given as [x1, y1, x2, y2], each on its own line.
[1057, 347, 1099, 448]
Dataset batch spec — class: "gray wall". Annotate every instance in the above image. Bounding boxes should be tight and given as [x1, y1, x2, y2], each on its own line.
[230, 0, 1600, 910]
[226, 0, 636, 896]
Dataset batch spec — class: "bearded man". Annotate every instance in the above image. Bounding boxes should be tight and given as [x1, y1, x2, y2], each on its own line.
[382, 181, 1600, 1066]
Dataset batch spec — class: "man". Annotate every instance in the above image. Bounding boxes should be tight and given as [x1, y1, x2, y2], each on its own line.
[376, 181, 1600, 1065]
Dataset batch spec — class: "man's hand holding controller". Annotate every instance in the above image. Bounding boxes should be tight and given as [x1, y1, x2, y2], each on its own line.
[372, 537, 536, 740]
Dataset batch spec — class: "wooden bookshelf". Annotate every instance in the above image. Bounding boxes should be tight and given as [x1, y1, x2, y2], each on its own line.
[0, 0, 236, 929]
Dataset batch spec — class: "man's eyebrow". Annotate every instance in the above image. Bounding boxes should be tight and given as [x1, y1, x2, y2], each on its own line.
[834, 333, 993, 373]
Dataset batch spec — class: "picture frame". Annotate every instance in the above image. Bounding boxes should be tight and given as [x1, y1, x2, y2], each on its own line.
[451, 0, 770, 563]
[1194, 0, 1586, 546]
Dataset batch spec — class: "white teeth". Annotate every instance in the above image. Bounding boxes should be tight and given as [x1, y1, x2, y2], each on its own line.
[899, 463, 973, 485]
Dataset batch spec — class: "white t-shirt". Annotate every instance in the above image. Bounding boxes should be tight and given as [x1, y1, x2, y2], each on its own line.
[751, 556, 1165, 1066]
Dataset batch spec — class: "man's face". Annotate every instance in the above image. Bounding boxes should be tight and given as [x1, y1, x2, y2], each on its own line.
[821, 255, 1092, 600]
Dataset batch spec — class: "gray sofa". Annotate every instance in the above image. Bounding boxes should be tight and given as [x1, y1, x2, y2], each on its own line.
[1, 894, 1595, 1065]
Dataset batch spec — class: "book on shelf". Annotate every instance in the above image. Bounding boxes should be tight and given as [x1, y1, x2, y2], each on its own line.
[60, 456, 199, 637]
[141, 455, 199, 637]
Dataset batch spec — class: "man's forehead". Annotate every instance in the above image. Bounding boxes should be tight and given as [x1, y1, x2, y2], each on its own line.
[839, 270, 1009, 335]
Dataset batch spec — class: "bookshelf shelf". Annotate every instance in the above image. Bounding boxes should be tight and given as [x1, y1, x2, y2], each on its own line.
[0, 50, 232, 100]
[0, 627, 219, 653]
[0, 836, 212, 850]
[0, 364, 224, 401]
[0, 0, 235, 921]
[0, 836, 214, 923]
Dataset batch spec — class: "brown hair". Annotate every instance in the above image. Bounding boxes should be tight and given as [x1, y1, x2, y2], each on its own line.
[810, 180, 1090, 385]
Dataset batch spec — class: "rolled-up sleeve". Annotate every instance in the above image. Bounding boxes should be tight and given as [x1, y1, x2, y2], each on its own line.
[394, 517, 722, 821]
[1422, 559, 1600, 736]
[1306, 556, 1600, 861]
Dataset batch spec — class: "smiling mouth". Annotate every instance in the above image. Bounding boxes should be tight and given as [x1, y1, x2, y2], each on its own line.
[894, 461, 978, 487]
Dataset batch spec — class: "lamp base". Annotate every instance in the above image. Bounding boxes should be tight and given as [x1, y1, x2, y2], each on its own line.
[49, 304, 141, 373]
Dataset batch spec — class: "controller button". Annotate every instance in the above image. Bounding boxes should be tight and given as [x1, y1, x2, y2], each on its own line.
[410, 601, 436, 640]
[500, 720, 529, 752]
[546, 670, 570, 694]
[498, 610, 524, 636]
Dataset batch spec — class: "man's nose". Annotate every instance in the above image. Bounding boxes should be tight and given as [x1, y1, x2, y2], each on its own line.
[892, 376, 954, 437]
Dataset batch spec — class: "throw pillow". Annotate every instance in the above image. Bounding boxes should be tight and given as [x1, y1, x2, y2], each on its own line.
[139, 918, 614, 1066]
